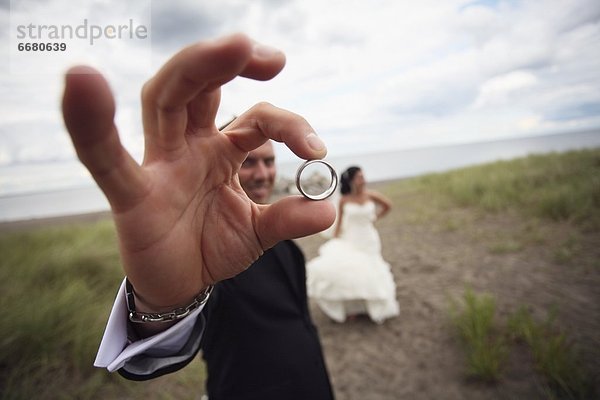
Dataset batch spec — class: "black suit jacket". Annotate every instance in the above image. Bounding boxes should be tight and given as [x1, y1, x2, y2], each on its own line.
[200, 240, 334, 400]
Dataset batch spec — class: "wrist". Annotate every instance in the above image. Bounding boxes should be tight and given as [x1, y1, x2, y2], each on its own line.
[132, 288, 195, 314]
[125, 278, 213, 323]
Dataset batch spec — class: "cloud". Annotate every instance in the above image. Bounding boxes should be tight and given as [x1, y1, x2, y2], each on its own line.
[149, 1, 230, 50]
[473, 70, 538, 108]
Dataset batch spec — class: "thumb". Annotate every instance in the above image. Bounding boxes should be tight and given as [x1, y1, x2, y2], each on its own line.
[61, 65, 147, 211]
[62, 66, 116, 149]
[256, 196, 336, 249]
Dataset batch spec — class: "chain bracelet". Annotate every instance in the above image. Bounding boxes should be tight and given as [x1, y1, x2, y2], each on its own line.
[125, 278, 213, 323]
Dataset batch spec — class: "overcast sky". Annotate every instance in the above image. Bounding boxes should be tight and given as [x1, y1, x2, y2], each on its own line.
[1, 0, 600, 195]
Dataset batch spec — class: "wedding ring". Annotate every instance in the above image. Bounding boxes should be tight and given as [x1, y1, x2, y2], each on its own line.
[295, 160, 338, 201]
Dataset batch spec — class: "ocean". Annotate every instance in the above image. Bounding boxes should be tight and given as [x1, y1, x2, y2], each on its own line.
[1, 130, 599, 222]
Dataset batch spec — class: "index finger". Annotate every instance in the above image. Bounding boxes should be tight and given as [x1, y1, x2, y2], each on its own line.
[223, 102, 328, 164]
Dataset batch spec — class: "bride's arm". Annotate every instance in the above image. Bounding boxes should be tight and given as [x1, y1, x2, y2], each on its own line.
[369, 190, 392, 220]
[334, 198, 346, 237]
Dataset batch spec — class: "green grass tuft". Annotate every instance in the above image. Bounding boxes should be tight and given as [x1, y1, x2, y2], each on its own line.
[448, 288, 507, 382]
[507, 307, 590, 399]
[449, 294, 592, 398]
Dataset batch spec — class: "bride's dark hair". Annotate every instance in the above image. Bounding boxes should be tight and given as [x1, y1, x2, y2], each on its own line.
[340, 166, 361, 194]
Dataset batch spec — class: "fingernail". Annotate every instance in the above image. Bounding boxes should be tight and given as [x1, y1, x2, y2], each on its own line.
[306, 133, 325, 152]
[252, 42, 282, 58]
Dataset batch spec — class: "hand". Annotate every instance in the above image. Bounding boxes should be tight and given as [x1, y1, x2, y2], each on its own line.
[62, 34, 335, 312]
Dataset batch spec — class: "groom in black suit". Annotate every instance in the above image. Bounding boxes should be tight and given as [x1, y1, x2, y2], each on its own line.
[200, 141, 334, 399]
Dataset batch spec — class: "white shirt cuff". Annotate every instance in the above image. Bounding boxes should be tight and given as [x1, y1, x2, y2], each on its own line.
[93, 278, 204, 372]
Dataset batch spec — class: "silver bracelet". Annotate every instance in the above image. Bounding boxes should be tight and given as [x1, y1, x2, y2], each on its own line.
[125, 278, 213, 323]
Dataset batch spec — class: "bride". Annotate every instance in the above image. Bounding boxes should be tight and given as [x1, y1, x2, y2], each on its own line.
[306, 166, 400, 323]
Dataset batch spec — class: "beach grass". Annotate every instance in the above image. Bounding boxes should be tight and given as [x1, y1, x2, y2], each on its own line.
[0, 220, 206, 400]
[507, 306, 590, 399]
[0, 220, 121, 399]
[395, 148, 600, 231]
[449, 290, 591, 398]
[448, 288, 508, 382]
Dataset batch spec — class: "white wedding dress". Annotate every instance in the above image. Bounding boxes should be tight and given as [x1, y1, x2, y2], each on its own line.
[306, 201, 400, 323]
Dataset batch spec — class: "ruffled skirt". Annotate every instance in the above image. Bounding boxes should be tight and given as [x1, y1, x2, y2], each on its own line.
[307, 238, 399, 323]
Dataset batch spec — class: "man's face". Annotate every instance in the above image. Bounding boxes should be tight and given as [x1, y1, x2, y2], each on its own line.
[239, 141, 276, 204]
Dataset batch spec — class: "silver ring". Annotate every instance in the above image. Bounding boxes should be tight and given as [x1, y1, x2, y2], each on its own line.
[295, 160, 338, 201]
